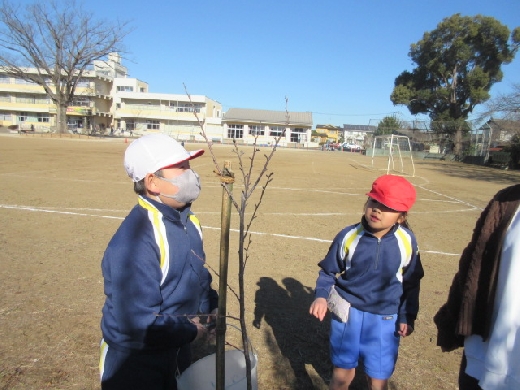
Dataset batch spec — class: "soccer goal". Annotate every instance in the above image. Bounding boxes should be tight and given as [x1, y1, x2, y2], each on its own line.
[371, 134, 415, 177]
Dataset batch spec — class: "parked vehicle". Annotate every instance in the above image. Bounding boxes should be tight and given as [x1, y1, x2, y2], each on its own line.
[342, 143, 362, 152]
[323, 142, 340, 151]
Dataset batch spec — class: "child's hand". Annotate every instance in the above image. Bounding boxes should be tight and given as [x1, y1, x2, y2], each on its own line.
[189, 316, 208, 341]
[398, 323, 413, 337]
[209, 308, 218, 324]
[309, 298, 328, 321]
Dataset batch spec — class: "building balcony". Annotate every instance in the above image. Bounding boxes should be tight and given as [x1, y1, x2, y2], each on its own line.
[0, 84, 50, 94]
[91, 108, 112, 117]
[94, 91, 113, 99]
[0, 102, 53, 112]
[115, 106, 205, 121]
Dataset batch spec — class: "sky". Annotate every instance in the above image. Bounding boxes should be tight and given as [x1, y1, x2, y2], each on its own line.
[19, 0, 520, 127]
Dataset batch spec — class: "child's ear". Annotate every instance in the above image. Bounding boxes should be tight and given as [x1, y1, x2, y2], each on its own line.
[397, 214, 406, 225]
[144, 173, 160, 195]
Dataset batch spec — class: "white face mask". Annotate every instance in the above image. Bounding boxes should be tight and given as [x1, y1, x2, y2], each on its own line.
[157, 169, 201, 204]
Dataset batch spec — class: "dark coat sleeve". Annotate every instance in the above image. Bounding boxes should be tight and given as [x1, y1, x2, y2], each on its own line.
[434, 184, 520, 352]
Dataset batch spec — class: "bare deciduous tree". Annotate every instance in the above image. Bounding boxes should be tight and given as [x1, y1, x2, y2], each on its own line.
[186, 85, 287, 390]
[0, 0, 131, 133]
[481, 83, 520, 121]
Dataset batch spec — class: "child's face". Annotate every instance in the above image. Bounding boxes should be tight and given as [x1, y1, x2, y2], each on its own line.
[364, 197, 404, 238]
[147, 160, 193, 208]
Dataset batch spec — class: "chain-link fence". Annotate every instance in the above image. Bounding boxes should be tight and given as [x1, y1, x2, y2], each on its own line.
[368, 118, 520, 166]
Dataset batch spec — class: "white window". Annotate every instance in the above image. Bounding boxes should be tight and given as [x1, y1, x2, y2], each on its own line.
[176, 103, 201, 113]
[126, 120, 135, 131]
[18, 112, 28, 122]
[0, 111, 11, 120]
[228, 124, 243, 138]
[15, 78, 36, 85]
[270, 126, 285, 137]
[290, 127, 305, 142]
[146, 120, 160, 130]
[35, 95, 50, 104]
[17, 94, 49, 104]
[76, 78, 90, 87]
[38, 113, 50, 122]
[117, 86, 134, 92]
[16, 95, 35, 104]
[72, 97, 91, 107]
[249, 125, 265, 136]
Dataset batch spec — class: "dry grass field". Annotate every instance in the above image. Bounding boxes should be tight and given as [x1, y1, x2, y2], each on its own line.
[1, 133, 519, 389]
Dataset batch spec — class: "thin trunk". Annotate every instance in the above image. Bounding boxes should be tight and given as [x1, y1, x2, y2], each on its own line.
[238, 194, 253, 390]
[216, 163, 233, 390]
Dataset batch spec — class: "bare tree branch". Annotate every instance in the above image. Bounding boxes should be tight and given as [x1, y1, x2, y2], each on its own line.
[0, 0, 132, 132]
[479, 83, 520, 121]
[185, 86, 289, 390]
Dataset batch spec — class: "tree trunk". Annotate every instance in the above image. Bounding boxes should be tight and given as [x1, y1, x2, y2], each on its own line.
[454, 126, 462, 158]
[55, 102, 68, 134]
[216, 167, 234, 390]
[238, 199, 253, 390]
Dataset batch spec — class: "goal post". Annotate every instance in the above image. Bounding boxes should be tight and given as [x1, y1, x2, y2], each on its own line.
[371, 134, 415, 177]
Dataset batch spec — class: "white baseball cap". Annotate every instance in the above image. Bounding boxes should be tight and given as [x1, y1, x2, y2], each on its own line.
[124, 134, 204, 182]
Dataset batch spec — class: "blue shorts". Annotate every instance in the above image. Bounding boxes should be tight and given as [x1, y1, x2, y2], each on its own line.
[329, 306, 400, 380]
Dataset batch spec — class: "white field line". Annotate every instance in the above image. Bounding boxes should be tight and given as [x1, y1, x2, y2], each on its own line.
[0, 204, 124, 220]
[416, 185, 483, 212]
[0, 203, 460, 256]
[0, 162, 470, 259]
[269, 187, 360, 196]
[267, 208, 477, 215]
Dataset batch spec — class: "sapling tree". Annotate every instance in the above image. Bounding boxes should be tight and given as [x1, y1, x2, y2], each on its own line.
[186, 85, 287, 390]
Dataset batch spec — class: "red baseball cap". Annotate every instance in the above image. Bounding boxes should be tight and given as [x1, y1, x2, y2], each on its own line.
[366, 175, 416, 212]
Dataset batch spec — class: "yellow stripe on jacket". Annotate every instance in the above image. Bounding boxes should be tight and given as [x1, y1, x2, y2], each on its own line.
[394, 227, 413, 282]
[341, 224, 364, 270]
[138, 197, 169, 285]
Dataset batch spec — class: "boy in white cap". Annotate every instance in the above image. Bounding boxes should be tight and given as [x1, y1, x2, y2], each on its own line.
[99, 134, 218, 390]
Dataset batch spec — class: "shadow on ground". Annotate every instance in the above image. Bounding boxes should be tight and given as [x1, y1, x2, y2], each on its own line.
[253, 276, 370, 390]
[416, 160, 520, 185]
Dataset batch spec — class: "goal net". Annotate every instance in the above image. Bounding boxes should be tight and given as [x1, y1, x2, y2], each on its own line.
[371, 134, 415, 177]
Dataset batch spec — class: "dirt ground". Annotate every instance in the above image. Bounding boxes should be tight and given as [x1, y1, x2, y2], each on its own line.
[1, 133, 519, 390]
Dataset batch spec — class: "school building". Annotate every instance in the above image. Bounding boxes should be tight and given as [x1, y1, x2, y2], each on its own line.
[0, 53, 314, 147]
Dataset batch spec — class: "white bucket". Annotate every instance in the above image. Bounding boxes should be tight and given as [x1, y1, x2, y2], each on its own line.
[177, 349, 258, 390]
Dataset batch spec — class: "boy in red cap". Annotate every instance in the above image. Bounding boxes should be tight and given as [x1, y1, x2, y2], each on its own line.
[99, 134, 218, 390]
[310, 174, 424, 390]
